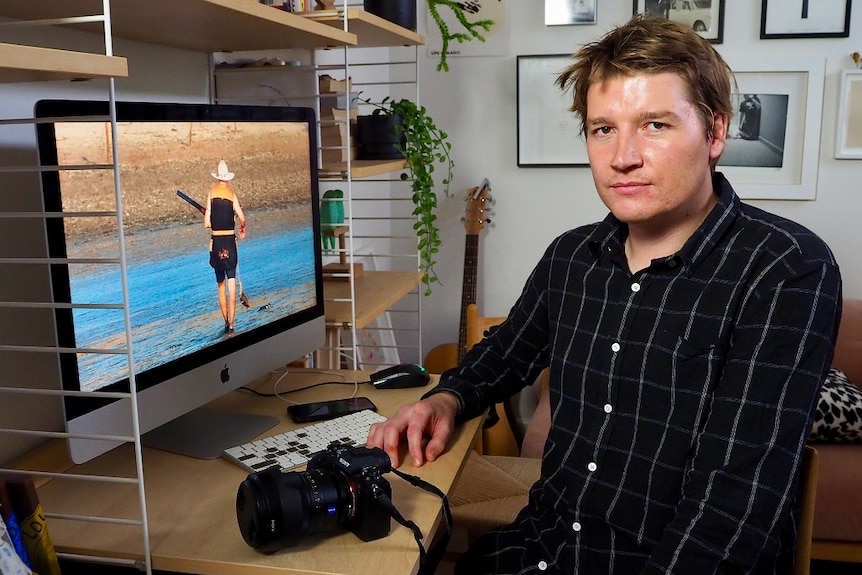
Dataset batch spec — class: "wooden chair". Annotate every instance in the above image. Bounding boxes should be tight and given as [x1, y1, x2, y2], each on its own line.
[794, 445, 819, 575]
[464, 303, 521, 457]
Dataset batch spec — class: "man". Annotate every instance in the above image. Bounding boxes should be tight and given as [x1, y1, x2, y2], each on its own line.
[367, 15, 842, 575]
[205, 160, 246, 334]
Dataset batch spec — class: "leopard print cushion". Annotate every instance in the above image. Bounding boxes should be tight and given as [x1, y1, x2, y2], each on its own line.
[809, 368, 862, 443]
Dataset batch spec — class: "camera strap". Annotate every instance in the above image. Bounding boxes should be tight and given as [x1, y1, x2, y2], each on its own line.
[374, 468, 452, 575]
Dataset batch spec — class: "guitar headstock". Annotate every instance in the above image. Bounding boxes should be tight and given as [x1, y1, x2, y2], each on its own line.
[463, 178, 494, 236]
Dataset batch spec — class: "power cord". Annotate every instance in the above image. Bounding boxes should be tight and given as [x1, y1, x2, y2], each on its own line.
[237, 368, 372, 406]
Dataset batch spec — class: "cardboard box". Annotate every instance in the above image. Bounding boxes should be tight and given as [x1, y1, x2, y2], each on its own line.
[320, 123, 354, 146]
[321, 145, 359, 164]
[320, 107, 360, 122]
[319, 75, 351, 93]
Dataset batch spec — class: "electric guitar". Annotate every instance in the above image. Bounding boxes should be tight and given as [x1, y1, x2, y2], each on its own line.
[424, 179, 493, 372]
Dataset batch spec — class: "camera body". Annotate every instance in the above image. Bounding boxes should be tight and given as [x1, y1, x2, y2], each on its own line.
[307, 443, 392, 542]
[236, 442, 393, 553]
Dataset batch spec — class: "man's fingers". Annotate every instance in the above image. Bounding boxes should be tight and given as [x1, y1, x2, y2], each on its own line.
[425, 423, 451, 462]
[364, 393, 458, 469]
[381, 421, 407, 467]
[405, 418, 428, 467]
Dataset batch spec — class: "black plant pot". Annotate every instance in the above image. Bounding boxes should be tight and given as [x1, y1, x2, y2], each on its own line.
[357, 115, 407, 160]
[363, 0, 417, 31]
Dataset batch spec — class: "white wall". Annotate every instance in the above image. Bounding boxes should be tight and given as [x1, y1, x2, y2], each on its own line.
[414, 1, 862, 359]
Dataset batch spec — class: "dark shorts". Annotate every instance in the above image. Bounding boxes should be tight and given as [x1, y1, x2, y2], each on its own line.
[210, 235, 238, 283]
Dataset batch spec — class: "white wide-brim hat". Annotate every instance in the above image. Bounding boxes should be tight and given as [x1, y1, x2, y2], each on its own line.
[212, 160, 235, 181]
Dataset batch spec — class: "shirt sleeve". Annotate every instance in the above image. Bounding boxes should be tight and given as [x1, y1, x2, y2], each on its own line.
[642, 259, 842, 574]
[423, 239, 558, 422]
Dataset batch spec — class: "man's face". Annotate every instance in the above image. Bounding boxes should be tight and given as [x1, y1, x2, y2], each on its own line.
[585, 72, 726, 233]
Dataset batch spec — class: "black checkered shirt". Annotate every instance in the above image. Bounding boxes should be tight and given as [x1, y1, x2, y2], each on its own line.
[432, 173, 842, 574]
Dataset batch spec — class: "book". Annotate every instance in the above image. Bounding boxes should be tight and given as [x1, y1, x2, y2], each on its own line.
[2, 476, 60, 575]
[0, 514, 32, 575]
[0, 481, 31, 569]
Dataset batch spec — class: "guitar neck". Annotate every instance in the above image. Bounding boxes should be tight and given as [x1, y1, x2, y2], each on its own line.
[457, 234, 480, 362]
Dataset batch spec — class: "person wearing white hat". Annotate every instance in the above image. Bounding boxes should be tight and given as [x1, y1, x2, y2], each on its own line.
[205, 160, 246, 334]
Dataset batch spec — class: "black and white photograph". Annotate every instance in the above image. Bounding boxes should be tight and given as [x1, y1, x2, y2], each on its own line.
[721, 92, 788, 168]
[716, 61, 824, 200]
[633, 0, 724, 43]
[761, 0, 851, 38]
[545, 0, 597, 26]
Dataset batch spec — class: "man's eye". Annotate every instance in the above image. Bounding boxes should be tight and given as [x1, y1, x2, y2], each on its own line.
[592, 126, 612, 136]
[648, 121, 667, 130]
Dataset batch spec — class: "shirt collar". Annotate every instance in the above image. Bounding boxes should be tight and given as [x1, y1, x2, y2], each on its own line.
[588, 172, 740, 272]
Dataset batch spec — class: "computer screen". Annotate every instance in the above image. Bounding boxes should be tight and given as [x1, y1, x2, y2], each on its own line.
[35, 100, 325, 464]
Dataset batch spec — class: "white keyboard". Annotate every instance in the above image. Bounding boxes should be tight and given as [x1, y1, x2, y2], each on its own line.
[222, 409, 388, 473]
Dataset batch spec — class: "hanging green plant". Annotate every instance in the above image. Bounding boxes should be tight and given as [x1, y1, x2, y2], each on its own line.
[428, 0, 495, 72]
[359, 96, 454, 295]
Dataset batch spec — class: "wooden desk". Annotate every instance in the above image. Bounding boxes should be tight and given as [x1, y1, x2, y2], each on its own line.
[27, 370, 480, 575]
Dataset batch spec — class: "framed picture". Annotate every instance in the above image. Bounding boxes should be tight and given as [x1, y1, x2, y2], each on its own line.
[633, 0, 725, 43]
[760, 0, 851, 39]
[516, 55, 588, 167]
[834, 69, 862, 159]
[716, 57, 825, 200]
[545, 0, 597, 25]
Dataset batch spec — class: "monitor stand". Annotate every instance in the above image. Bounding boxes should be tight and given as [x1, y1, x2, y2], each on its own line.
[141, 408, 279, 460]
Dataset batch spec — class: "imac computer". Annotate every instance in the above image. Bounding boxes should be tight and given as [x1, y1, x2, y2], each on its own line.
[35, 100, 326, 464]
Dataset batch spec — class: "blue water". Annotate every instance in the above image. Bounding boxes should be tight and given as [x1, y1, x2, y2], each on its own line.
[69, 216, 316, 391]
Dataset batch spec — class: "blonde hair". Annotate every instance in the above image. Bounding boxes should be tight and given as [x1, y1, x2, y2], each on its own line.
[556, 15, 735, 140]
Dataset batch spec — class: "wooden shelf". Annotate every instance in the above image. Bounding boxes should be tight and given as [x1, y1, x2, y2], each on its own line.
[0, 42, 128, 83]
[305, 8, 426, 47]
[0, 0, 356, 53]
[324, 270, 423, 330]
[320, 158, 409, 180]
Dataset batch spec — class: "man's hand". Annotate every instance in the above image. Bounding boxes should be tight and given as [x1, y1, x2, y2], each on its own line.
[366, 392, 459, 468]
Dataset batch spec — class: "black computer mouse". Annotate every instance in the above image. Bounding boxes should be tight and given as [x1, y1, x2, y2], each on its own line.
[370, 363, 431, 389]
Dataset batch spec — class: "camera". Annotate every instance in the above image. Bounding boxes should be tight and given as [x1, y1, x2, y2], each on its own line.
[235, 443, 393, 554]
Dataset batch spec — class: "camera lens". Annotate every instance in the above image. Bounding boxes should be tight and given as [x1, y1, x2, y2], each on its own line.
[236, 467, 356, 553]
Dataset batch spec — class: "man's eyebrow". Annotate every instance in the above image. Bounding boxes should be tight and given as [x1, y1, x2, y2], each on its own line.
[586, 115, 612, 127]
[639, 109, 680, 122]
[586, 110, 681, 127]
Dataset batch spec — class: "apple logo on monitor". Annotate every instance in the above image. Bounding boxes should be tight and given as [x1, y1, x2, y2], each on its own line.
[220, 364, 230, 384]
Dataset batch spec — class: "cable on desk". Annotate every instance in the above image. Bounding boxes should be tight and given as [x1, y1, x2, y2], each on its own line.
[270, 368, 367, 405]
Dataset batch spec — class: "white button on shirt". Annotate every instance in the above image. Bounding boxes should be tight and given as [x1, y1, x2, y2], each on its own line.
[631, 282, 641, 292]
[538, 560, 548, 571]
[587, 462, 598, 472]
[604, 403, 613, 413]
[572, 521, 582, 532]
[611, 342, 621, 352]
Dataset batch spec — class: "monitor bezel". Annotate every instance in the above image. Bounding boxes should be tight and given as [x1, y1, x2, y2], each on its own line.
[35, 99, 325, 422]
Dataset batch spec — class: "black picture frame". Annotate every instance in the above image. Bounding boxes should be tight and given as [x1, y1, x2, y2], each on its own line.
[632, 0, 725, 44]
[760, 0, 852, 39]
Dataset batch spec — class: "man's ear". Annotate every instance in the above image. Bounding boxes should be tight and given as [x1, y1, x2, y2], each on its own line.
[709, 114, 729, 160]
